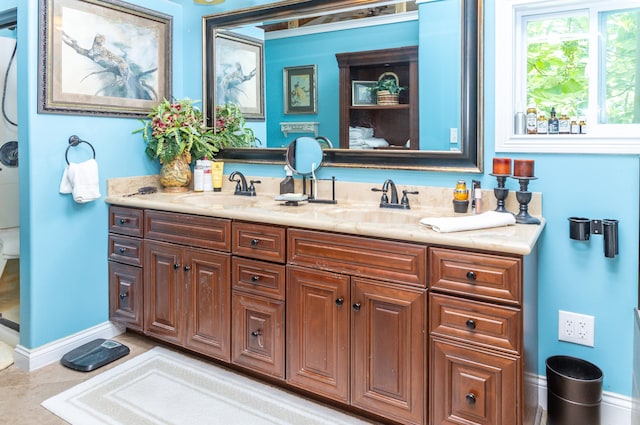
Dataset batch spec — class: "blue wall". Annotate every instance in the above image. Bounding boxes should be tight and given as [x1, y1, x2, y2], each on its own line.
[9, 0, 639, 398]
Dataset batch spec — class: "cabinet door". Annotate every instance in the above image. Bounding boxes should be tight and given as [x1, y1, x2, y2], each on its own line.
[232, 292, 284, 379]
[286, 266, 350, 403]
[184, 248, 231, 362]
[109, 261, 143, 331]
[351, 277, 426, 425]
[144, 240, 183, 345]
[431, 337, 518, 425]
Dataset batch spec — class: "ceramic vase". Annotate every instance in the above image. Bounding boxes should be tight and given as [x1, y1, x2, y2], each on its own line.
[159, 154, 192, 192]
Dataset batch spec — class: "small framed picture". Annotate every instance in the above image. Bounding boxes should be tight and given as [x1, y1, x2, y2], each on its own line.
[284, 65, 317, 114]
[352, 81, 376, 106]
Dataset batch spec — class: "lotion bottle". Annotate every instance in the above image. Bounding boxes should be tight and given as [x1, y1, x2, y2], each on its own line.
[193, 160, 204, 192]
[202, 157, 213, 192]
[280, 165, 295, 194]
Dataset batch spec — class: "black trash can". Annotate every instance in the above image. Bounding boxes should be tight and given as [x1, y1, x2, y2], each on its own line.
[546, 355, 603, 425]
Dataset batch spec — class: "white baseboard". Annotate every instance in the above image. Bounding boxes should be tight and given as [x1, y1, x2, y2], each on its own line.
[13, 321, 125, 372]
[538, 375, 632, 425]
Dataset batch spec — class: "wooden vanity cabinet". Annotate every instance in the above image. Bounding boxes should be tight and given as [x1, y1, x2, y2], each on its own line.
[144, 211, 231, 362]
[428, 247, 538, 425]
[231, 222, 286, 379]
[287, 229, 427, 425]
[108, 206, 144, 331]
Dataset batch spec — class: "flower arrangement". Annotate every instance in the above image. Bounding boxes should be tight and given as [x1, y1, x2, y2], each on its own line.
[134, 98, 255, 166]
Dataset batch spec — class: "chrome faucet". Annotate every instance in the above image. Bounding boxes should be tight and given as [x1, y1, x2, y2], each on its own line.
[229, 171, 260, 196]
[371, 179, 418, 209]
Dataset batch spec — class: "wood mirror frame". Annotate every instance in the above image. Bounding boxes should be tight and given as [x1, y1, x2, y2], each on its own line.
[203, 0, 483, 172]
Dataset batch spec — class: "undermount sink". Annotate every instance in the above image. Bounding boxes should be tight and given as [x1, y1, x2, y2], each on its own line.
[321, 207, 427, 225]
[177, 193, 263, 209]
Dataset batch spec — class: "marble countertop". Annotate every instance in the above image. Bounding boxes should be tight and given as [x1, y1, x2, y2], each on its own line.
[106, 175, 545, 256]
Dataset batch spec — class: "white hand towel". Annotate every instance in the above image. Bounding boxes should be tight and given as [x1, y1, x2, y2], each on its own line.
[59, 159, 101, 203]
[419, 211, 516, 233]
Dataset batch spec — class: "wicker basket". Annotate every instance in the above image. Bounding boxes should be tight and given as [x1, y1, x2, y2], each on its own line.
[376, 72, 400, 105]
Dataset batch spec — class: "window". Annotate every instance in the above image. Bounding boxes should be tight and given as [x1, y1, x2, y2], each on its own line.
[495, 0, 640, 154]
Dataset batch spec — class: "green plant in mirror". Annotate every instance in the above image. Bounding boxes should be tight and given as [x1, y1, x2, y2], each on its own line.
[133, 97, 222, 164]
[371, 74, 406, 95]
[213, 103, 258, 148]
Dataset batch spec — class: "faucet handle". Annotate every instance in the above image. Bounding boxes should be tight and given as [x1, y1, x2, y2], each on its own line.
[371, 187, 389, 204]
[249, 180, 261, 196]
[401, 190, 419, 208]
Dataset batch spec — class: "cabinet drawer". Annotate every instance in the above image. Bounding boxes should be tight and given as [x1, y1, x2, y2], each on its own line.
[431, 337, 518, 425]
[109, 261, 143, 332]
[288, 229, 427, 288]
[108, 235, 143, 267]
[232, 222, 286, 263]
[145, 210, 231, 252]
[109, 206, 143, 237]
[430, 293, 521, 354]
[429, 247, 521, 305]
[232, 257, 285, 300]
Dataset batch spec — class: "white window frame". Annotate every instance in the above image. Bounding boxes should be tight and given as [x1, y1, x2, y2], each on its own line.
[495, 0, 640, 154]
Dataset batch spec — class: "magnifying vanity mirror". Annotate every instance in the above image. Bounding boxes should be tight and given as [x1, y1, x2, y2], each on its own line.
[203, 0, 483, 172]
[286, 137, 324, 176]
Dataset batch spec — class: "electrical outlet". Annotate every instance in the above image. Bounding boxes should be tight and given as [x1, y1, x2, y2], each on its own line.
[450, 128, 458, 143]
[558, 310, 595, 347]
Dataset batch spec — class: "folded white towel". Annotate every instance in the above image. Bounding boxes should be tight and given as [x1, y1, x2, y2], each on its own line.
[59, 159, 101, 203]
[361, 137, 389, 148]
[419, 211, 516, 233]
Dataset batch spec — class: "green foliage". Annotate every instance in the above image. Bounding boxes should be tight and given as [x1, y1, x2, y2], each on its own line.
[133, 99, 254, 164]
[371, 75, 407, 95]
[525, 10, 639, 123]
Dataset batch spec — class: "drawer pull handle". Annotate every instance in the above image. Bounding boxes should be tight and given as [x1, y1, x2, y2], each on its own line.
[251, 275, 260, 282]
[352, 303, 361, 311]
[250, 239, 260, 247]
[118, 247, 127, 253]
[251, 329, 262, 337]
[184, 265, 191, 271]
[466, 393, 476, 404]
[119, 292, 128, 300]
[466, 319, 476, 330]
[174, 263, 180, 269]
[335, 297, 344, 306]
[119, 218, 129, 224]
[466, 271, 477, 281]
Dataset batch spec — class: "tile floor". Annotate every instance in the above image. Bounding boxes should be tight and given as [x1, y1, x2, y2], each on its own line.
[0, 332, 154, 424]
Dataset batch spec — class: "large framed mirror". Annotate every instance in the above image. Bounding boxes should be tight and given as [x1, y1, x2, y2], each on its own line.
[203, 0, 483, 172]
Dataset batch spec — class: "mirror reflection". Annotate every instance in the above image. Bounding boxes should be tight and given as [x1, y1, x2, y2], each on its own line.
[204, 0, 482, 172]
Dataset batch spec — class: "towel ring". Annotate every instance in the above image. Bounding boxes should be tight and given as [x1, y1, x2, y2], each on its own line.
[65, 135, 96, 165]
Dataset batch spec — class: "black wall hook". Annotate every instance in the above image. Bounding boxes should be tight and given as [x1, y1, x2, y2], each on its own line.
[65, 135, 96, 164]
[568, 217, 619, 258]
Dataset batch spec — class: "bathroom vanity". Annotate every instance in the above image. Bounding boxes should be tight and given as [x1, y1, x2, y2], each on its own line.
[106, 177, 544, 425]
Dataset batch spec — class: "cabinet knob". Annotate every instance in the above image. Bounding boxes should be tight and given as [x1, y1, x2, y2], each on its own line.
[251, 329, 262, 337]
[352, 303, 361, 311]
[118, 247, 127, 253]
[251, 275, 260, 282]
[466, 319, 476, 330]
[250, 238, 260, 247]
[119, 218, 128, 224]
[466, 271, 477, 281]
[335, 297, 344, 306]
[184, 265, 191, 271]
[119, 292, 128, 300]
[466, 393, 477, 404]
[174, 263, 180, 269]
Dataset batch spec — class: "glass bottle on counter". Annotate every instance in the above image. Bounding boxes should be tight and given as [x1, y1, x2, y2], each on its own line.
[570, 117, 579, 134]
[537, 113, 548, 134]
[579, 117, 588, 134]
[559, 113, 570, 134]
[548, 107, 559, 134]
[526, 102, 537, 134]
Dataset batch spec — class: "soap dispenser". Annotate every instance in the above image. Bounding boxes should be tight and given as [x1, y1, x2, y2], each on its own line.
[280, 165, 295, 194]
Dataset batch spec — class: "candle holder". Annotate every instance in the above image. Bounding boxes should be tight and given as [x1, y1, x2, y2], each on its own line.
[490, 173, 511, 213]
[511, 176, 540, 225]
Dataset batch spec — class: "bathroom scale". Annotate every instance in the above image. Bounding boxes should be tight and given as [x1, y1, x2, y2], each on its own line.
[60, 338, 130, 372]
